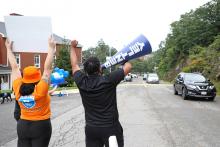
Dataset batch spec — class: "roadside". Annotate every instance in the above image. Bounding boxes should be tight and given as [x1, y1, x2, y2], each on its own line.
[5, 88, 79, 99]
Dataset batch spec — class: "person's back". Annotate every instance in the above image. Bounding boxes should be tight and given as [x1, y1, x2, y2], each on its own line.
[74, 67, 124, 127]
[6, 36, 56, 147]
[70, 41, 132, 147]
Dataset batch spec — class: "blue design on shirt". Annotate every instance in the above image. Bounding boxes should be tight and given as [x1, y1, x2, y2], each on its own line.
[19, 95, 36, 109]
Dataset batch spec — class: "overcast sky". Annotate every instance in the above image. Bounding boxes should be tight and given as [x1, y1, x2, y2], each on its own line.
[0, 0, 211, 51]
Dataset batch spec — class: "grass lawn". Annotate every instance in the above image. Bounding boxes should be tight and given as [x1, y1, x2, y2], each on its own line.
[49, 86, 78, 91]
[0, 90, 12, 93]
[213, 81, 220, 96]
[0, 86, 78, 93]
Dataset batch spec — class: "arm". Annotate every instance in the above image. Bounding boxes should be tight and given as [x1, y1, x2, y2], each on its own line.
[48, 85, 57, 95]
[5, 39, 22, 81]
[42, 36, 56, 82]
[14, 100, 21, 121]
[123, 62, 132, 75]
[108, 62, 132, 85]
[70, 40, 80, 75]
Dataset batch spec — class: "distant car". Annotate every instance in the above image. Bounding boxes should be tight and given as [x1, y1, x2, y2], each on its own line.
[146, 73, 159, 84]
[143, 74, 147, 80]
[173, 72, 216, 100]
[125, 73, 132, 82]
[131, 74, 138, 78]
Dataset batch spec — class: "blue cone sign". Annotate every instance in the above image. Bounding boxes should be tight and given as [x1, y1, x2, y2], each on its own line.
[101, 34, 152, 69]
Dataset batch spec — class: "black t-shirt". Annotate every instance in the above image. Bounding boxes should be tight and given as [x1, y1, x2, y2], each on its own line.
[73, 68, 125, 127]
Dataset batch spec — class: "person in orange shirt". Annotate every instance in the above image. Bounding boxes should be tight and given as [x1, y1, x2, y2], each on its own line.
[5, 36, 56, 147]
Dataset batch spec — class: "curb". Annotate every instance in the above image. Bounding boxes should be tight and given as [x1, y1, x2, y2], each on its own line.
[9, 89, 79, 99]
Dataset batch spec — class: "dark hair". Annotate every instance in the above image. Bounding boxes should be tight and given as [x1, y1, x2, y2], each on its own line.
[83, 57, 100, 75]
[19, 82, 38, 96]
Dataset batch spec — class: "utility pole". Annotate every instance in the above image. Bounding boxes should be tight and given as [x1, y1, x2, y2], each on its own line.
[109, 47, 111, 73]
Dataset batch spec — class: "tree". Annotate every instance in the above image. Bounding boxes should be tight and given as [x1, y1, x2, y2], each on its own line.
[55, 40, 74, 86]
[82, 39, 118, 74]
[146, 0, 220, 81]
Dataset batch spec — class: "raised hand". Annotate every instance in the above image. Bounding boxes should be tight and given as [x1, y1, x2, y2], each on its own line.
[5, 38, 13, 51]
[48, 35, 56, 53]
[70, 39, 80, 74]
[5, 38, 22, 81]
[71, 40, 78, 48]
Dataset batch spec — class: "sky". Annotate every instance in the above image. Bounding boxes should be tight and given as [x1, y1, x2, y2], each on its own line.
[0, 0, 211, 51]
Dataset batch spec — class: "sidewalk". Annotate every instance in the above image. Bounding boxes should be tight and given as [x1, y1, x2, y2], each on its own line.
[10, 89, 79, 99]
[51, 89, 79, 96]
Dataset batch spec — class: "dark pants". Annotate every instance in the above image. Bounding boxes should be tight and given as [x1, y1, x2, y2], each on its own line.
[17, 119, 52, 147]
[85, 122, 124, 147]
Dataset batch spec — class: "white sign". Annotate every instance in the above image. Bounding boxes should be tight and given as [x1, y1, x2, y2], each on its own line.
[4, 16, 52, 53]
[106, 56, 111, 61]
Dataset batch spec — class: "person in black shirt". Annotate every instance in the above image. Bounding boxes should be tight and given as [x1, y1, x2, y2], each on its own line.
[70, 40, 132, 147]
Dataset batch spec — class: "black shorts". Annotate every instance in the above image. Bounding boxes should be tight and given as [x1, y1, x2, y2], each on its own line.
[17, 119, 52, 147]
[85, 122, 124, 147]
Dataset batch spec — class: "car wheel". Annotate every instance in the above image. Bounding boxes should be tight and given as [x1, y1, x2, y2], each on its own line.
[182, 87, 188, 100]
[208, 97, 215, 101]
[173, 85, 178, 95]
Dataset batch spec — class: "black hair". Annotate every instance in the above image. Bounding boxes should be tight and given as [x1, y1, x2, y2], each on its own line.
[83, 57, 100, 75]
[19, 82, 38, 96]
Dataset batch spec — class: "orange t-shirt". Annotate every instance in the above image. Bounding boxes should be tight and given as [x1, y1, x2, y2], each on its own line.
[13, 78, 51, 121]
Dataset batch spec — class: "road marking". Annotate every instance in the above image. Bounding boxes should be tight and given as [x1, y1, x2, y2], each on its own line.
[119, 82, 172, 88]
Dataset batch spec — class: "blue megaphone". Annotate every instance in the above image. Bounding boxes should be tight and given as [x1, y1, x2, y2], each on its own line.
[50, 67, 69, 86]
[101, 34, 152, 69]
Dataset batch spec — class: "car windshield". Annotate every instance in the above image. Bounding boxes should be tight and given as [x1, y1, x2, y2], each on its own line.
[148, 74, 158, 78]
[184, 74, 206, 82]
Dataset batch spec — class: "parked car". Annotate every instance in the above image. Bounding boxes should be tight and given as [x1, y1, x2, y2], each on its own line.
[124, 73, 132, 82]
[173, 72, 217, 100]
[146, 73, 159, 84]
[143, 73, 147, 80]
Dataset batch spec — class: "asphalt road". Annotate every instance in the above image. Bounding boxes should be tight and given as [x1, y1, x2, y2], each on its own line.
[1, 77, 220, 147]
[119, 78, 220, 147]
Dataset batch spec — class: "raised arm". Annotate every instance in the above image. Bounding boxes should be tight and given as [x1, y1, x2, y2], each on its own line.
[42, 36, 56, 82]
[123, 62, 132, 75]
[5, 39, 21, 81]
[70, 40, 80, 75]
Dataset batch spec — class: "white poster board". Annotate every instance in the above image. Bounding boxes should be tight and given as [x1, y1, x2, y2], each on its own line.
[4, 16, 52, 53]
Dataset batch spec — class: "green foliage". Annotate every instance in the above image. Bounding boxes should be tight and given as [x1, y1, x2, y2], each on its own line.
[49, 86, 77, 91]
[130, 59, 149, 74]
[82, 39, 117, 74]
[83, 39, 117, 64]
[189, 45, 205, 57]
[146, 0, 220, 85]
[0, 90, 12, 93]
[213, 81, 220, 95]
[209, 35, 220, 51]
[55, 41, 74, 86]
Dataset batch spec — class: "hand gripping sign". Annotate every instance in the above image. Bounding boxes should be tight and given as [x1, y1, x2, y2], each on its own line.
[50, 67, 69, 86]
[101, 34, 152, 69]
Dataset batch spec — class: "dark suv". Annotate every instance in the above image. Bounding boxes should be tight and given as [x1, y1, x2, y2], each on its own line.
[173, 72, 216, 100]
